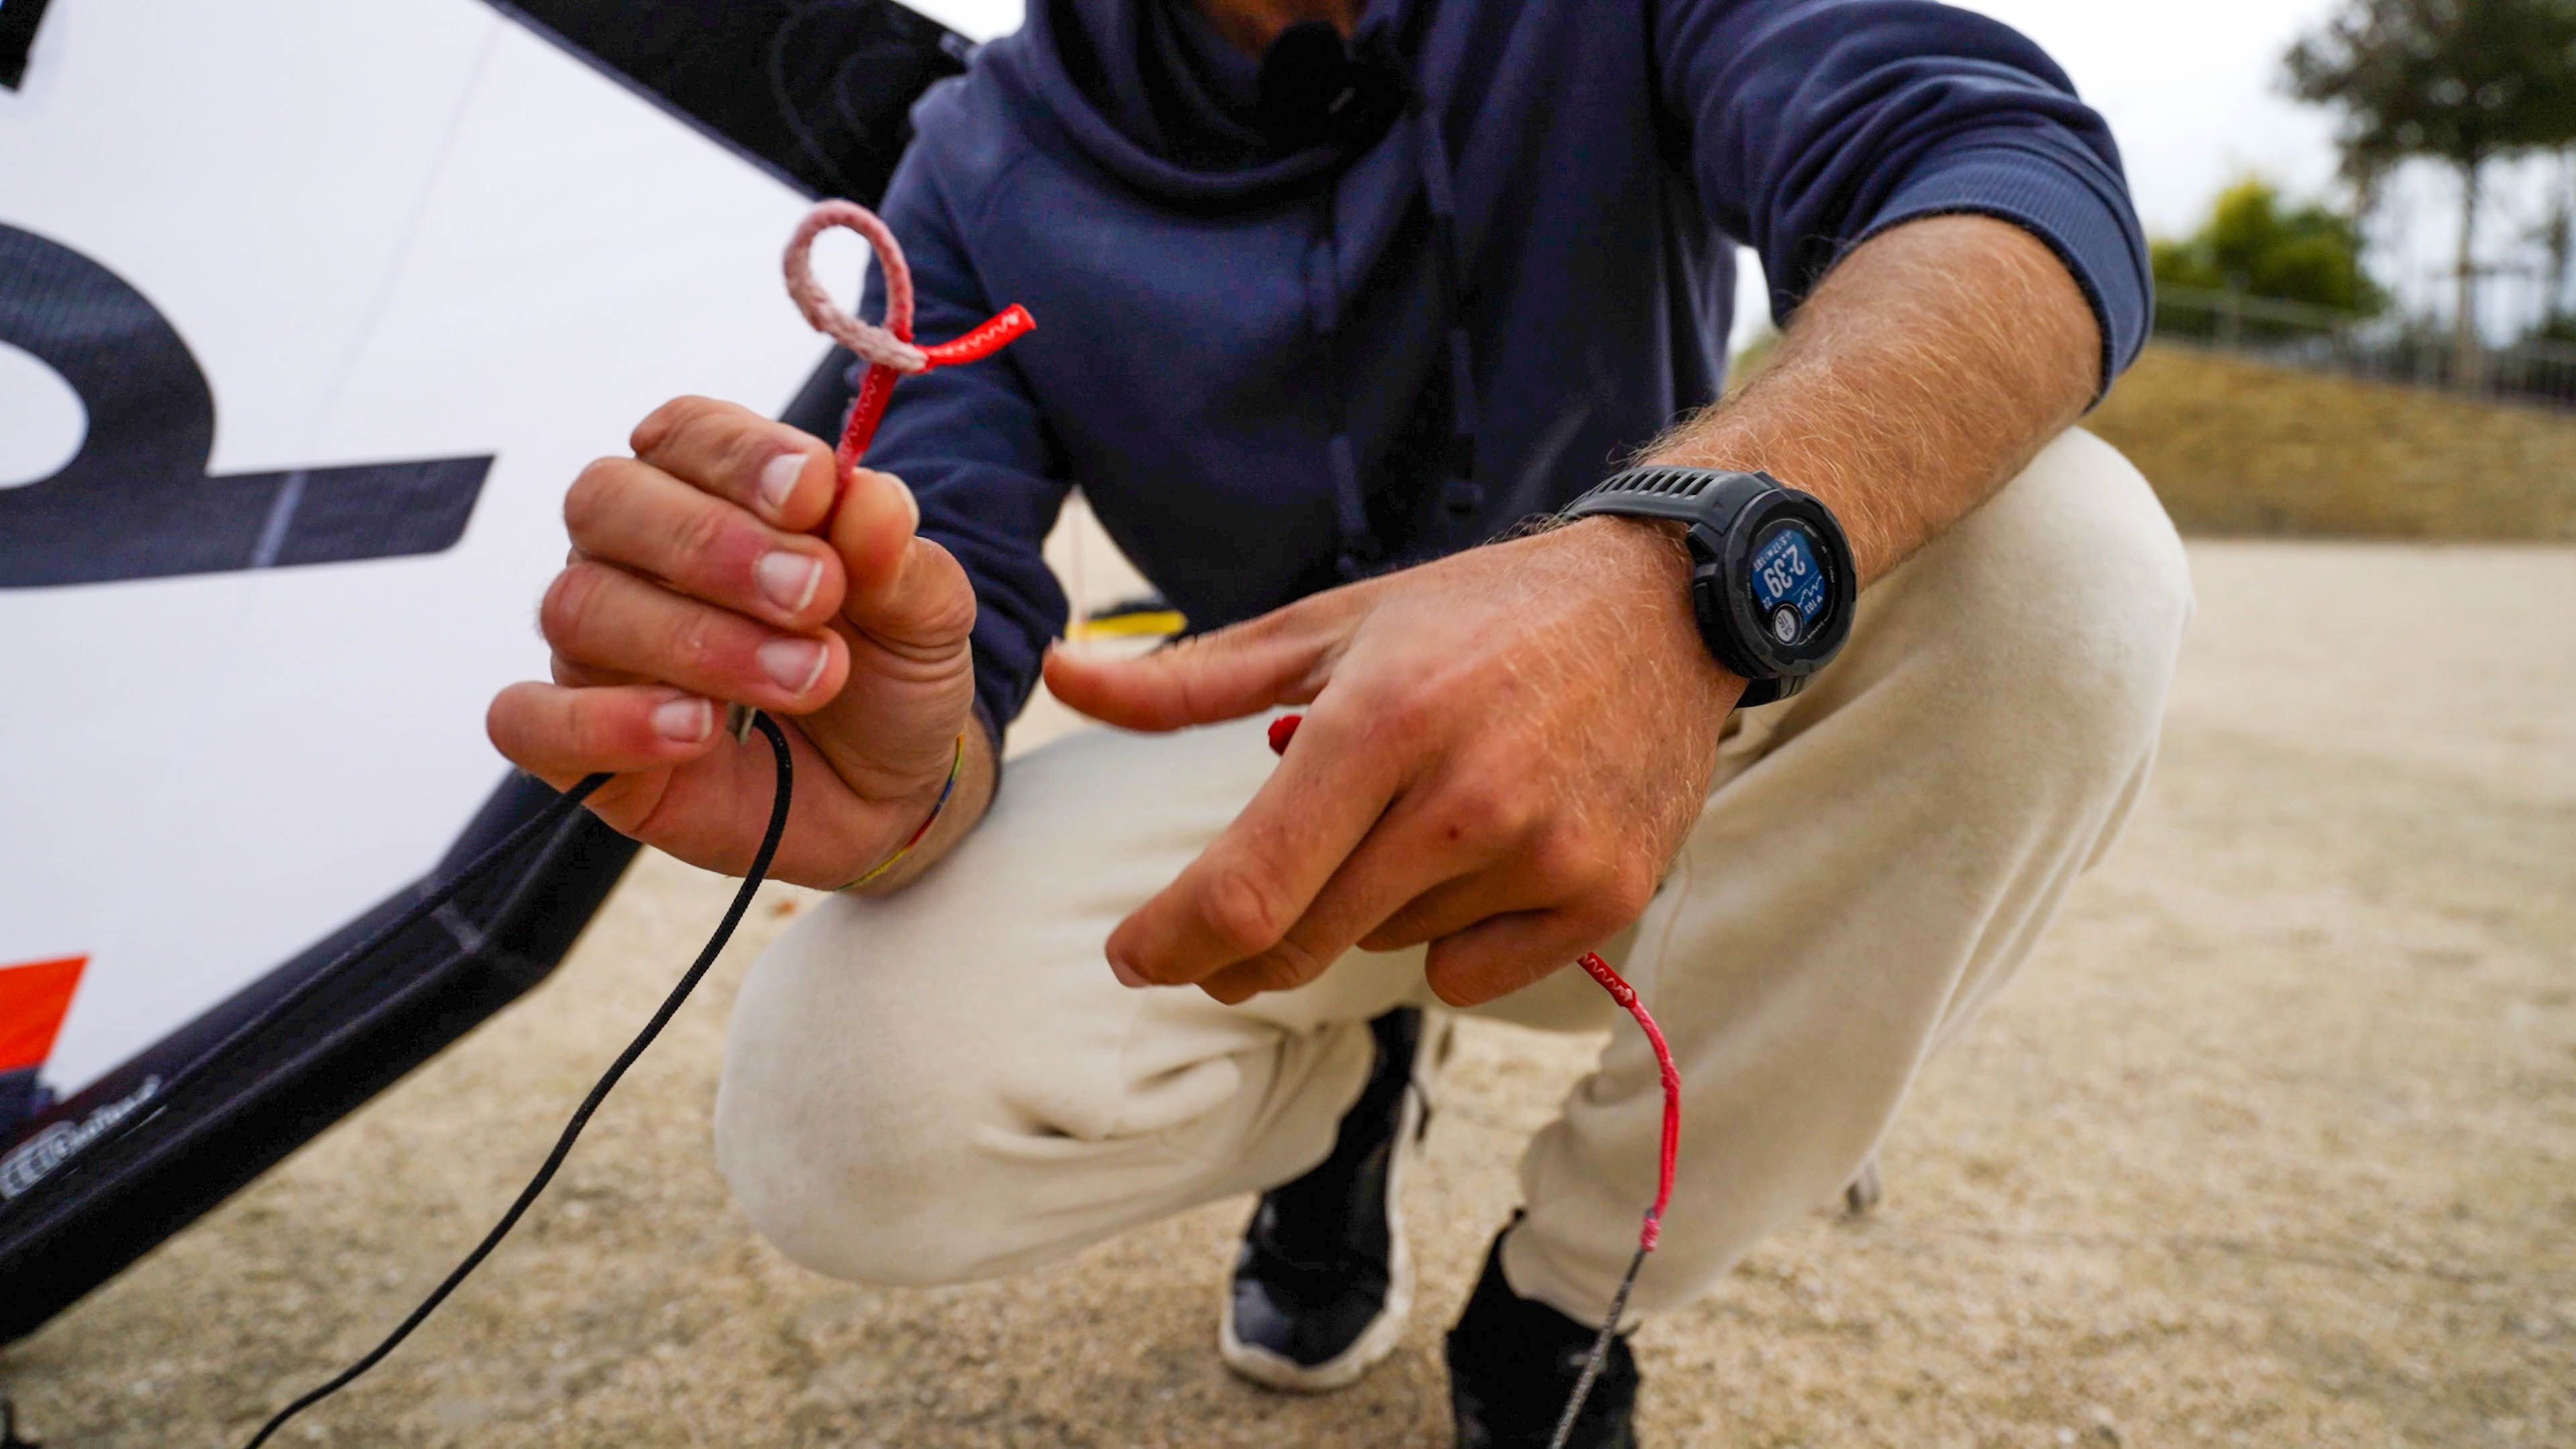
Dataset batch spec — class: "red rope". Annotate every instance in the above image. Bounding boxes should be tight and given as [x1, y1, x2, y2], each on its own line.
[1573, 951, 1679, 1251]
[782, 199, 1035, 474]
[1265, 713, 1681, 1256]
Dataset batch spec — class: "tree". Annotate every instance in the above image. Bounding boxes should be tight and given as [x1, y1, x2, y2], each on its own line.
[2534, 152, 2576, 340]
[2152, 178, 2388, 316]
[2286, 0, 2576, 382]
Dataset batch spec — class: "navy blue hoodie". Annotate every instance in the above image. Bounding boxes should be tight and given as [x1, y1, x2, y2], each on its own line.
[799, 0, 2147, 741]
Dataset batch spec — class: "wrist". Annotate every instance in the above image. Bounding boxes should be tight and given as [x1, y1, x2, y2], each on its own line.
[1562, 513, 1691, 587]
[1556, 516, 1745, 697]
[841, 731, 967, 892]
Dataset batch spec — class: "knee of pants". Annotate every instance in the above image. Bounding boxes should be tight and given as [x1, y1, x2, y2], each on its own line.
[1869, 429, 2194, 789]
[712, 900, 1073, 1289]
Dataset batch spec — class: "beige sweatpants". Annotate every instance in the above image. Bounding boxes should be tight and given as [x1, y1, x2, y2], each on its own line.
[714, 429, 2192, 1328]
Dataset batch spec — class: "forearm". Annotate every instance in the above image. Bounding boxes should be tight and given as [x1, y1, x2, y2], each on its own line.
[1646, 215, 2101, 586]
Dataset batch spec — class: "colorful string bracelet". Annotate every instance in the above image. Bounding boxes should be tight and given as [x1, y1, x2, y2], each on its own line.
[840, 731, 966, 890]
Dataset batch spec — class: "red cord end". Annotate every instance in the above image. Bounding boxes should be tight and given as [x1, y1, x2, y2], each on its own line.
[1267, 713, 1303, 757]
[1640, 1214, 1661, 1253]
[921, 303, 1035, 367]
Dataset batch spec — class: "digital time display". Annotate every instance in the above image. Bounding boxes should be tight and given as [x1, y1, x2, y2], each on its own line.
[1749, 521, 1829, 645]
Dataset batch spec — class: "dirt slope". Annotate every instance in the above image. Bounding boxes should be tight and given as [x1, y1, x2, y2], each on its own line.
[2090, 346, 2576, 542]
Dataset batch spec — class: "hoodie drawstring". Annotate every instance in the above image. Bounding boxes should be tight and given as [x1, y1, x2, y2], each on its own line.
[1407, 81, 1483, 513]
[1315, 28, 1483, 580]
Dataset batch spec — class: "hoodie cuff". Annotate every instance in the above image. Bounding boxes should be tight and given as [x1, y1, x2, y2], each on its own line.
[1857, 138, 2151, 400]
[968, 676, 1010, 791]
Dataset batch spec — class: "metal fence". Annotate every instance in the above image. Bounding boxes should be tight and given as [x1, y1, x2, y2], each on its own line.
[2151, 286, 2576, 410]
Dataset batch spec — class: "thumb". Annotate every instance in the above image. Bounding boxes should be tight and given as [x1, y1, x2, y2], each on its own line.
[1043, 592, 1364, 732]
[829, 468, 973, 652]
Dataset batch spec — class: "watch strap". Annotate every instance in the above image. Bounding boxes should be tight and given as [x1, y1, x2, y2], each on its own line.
[1561, 466, 1774, 536]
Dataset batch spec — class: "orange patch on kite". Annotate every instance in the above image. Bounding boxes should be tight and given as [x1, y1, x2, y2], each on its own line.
[0, 956, 87, 1074]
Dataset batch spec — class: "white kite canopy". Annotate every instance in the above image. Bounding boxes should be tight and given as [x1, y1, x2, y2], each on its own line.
[1, 0, 818, 1137]
[0, 0, 1010, 1336]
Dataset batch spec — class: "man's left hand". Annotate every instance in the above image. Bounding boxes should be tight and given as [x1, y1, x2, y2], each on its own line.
[1042, 517, 1741, 1007]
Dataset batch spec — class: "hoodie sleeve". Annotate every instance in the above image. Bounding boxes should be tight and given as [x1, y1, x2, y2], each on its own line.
[1654, 0, 2149, 392]
[822, 153, 1073, 749]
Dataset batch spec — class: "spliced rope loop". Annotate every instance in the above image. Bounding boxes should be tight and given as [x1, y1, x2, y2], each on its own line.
[782, 198, 1034, 474]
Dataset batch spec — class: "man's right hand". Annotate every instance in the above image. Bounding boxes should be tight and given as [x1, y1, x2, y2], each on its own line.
[486, 396, 980, 887]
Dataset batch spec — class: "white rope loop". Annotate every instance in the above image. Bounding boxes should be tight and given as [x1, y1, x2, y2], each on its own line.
[783, 199, 930, 374]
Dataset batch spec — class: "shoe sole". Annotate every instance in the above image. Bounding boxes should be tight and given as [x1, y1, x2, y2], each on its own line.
[1217, 1014, 1445, 1393]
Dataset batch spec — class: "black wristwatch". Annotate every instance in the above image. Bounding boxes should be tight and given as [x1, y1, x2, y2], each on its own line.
[1562, 466, 1856, 707]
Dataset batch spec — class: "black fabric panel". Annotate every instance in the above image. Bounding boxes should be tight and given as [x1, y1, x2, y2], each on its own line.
[0, 0, 53, 90]
[783, 343, 862, 441]
[0, 224, 490, 590]
[483, 0, 971, 204]
[0, 776, 641, 1344]
[0, 1071, 41, 1147]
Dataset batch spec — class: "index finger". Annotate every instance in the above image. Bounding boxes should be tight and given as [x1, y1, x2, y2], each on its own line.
[629, 396, 840, 532]
[1106, 707, 1410, 988]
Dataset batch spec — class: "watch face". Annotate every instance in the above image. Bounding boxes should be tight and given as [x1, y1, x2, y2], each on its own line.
[1748, 519, 1830, 644]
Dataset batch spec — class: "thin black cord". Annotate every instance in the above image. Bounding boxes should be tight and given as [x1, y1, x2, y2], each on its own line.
[1546, 1243, 1648, 1449]
[46, 773, 610, 1198]
[239, 714, 794, 1449]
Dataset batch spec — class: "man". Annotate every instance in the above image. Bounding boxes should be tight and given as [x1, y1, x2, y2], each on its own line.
[486, 0, 2190, 1440]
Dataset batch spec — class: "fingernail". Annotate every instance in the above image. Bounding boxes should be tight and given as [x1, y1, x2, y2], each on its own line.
[756, 551, 823, 612]
[1108, 953, 1148, 989]
[653, 696, 712, 743]
[757, 637, 828, 694]
[757, 452, 804, 519]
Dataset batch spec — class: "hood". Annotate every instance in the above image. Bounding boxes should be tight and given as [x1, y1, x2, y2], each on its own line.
[990, 0, 1427, 205]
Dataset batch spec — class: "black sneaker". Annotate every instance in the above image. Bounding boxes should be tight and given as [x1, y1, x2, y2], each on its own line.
[1446, 1226, 1640, 1448]
[1220, 1006, 1439, 1391]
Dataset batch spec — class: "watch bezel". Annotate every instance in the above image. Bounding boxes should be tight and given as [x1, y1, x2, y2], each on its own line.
[1684, 488, 1854, 684]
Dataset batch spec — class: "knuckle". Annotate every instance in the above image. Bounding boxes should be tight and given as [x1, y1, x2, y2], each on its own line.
[1265, 936, 1326, 987]
[1254, 954, 1314, 995]
[1436, 775, 1535, 847]
[1525, 820, 1597, 894]
[1426, 962, 1483, 1010]
[1596, 863, 1658, 924]
[672, 498, 732, 570]
[669, 610, 721, 676]
[1360, 901, 1424, 951]
[631, 395, 707, 454]
[1364, 686, 1438, 745]
[538, 565, 600, 645]
[562, 459, 625, 537]
[1198, 863, 1291, 957]
[918, 573, 978, 639]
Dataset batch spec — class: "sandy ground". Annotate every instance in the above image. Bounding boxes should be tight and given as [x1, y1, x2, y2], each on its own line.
[5, 539, 2573, 1447]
